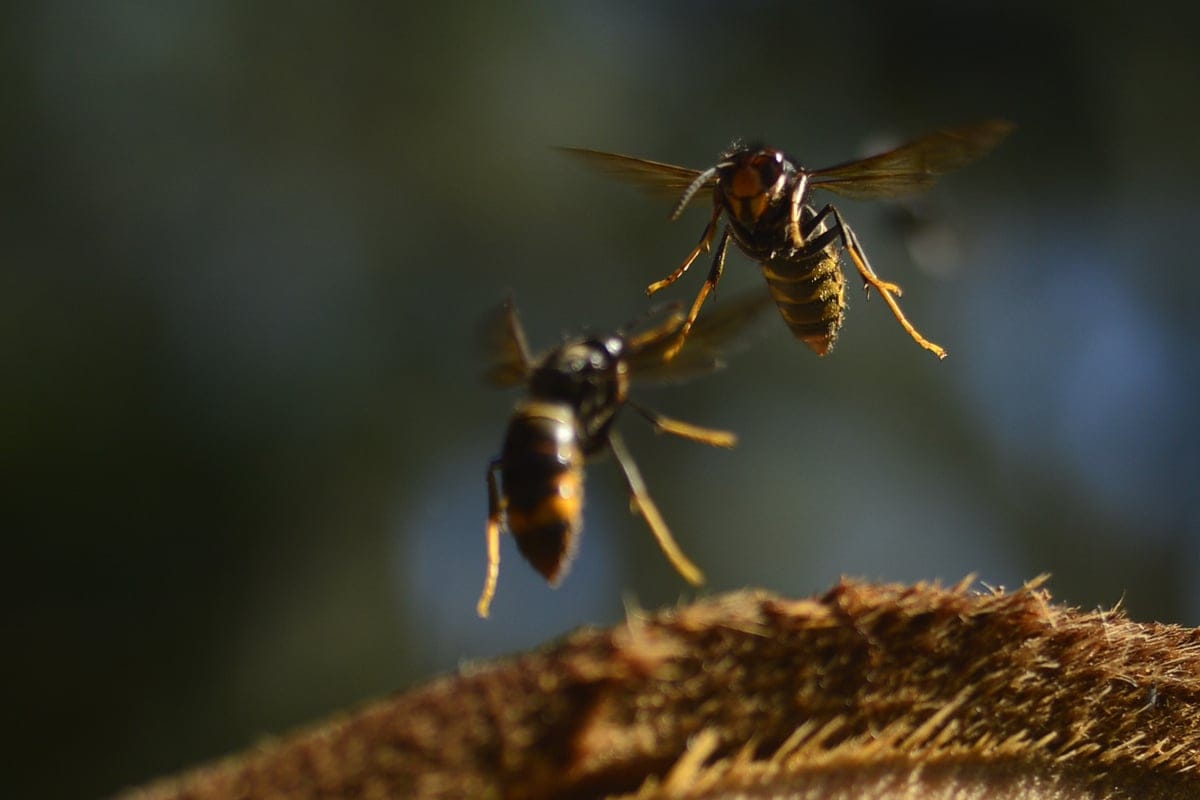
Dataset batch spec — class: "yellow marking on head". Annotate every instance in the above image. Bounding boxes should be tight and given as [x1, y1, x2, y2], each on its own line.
[743, 193, 769, 223]
[728, 166, 764, 199]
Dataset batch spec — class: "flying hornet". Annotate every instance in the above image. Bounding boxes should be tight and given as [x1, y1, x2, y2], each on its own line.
[476, 291, 770, 617]
[561, 119, 1013, 360]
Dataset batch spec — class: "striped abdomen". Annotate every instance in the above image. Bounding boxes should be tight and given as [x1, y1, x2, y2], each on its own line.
[500, 401, 584, 584]
[760, 240, 847, 357]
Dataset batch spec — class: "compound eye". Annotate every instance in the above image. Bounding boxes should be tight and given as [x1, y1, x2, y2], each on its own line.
[752, 152, 785, 188]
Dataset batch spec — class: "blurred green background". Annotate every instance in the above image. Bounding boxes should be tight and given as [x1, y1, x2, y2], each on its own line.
[7, 3, 1200, 796]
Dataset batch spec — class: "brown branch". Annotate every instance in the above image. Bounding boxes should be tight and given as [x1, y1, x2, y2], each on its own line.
[118, 577, 1200, 800]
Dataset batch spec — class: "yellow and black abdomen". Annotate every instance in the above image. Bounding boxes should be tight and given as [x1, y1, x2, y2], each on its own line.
[500, 400, 585, 584]
[760, 242, 847, 357]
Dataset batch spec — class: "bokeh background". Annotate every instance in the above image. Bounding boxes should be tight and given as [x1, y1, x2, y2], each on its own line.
[8, 3, 1200, 796]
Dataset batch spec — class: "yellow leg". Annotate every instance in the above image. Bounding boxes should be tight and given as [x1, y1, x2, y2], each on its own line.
[628, 401, 736, 448]
[662, 227, 731, 362]
[647, 204, 721, 297]
[625, 304, 687, 352]
[609, 433, 705, 587]
[476, 460, 504, 618]
[829, 207, 947, 360]
[785, 172, 811, 248]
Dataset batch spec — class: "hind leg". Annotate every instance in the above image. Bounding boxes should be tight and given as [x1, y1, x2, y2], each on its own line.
[476, 459, 505, 618]
[609, 433, 704, 587]
[804, 205, 946, 359]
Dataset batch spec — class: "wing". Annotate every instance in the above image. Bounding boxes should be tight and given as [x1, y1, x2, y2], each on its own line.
[557, 147, 716, 201]
[624, 290, 775, 383]
[479, 294, 533, 388]
[808, 119, 1014, 200]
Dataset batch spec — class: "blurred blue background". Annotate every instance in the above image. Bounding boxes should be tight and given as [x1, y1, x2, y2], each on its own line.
[7, 3, 1199, 796]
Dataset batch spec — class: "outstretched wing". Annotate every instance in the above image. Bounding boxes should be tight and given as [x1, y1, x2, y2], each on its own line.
[625, 290, 775, 383]
[809, 119, 1014, 200]
[479, 294, 533, 388]
[557, 147, 716, 201]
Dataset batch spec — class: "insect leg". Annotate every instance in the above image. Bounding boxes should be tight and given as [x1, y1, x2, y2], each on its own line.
[476, 458, 505, 618]
[646, 203, 722, 296]
[624, 303, 688, 352]
[785, 172, 811, 248]
[662, 227, 732, 362]
[627, 400, 737, 448]
[801, 205, 902, 301]
[608, 432, 705, 586]
[807, 205, 947, 360]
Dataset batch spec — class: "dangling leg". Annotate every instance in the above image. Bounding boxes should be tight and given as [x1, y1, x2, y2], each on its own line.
[627, 400, 737, 448]
[647, 203, 722, 296]
[802, 204, 904, 301]
[608, 432, 705, 586]
[476, 459, 505, 618]
[662, 227, 732, 362]
[805, 204, 947, 360]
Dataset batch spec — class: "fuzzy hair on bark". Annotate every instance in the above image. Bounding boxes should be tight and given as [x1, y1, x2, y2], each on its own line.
[119, 577, 1200, 800]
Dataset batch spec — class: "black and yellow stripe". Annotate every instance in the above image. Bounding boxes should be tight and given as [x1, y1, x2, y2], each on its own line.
[760, 244, 846, 357]
[500, 401, 584, 584]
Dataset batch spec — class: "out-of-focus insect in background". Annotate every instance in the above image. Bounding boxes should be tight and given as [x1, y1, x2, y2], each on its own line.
[6, 4, 1199, 797]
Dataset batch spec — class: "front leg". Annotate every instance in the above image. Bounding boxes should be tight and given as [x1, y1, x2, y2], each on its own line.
[785, 172, 811, 248]
[662, 226, 733, 362]
[647, 202, 722, 297]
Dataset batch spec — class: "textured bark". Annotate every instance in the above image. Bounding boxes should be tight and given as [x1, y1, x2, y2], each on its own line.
[119, 577, 1200, 800]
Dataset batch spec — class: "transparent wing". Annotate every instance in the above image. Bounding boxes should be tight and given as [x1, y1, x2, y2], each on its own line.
[625, 290, 775, 383]
[479, 294, 533, 388]
[809, 119, 1014, 200]
[557, 147, 716, 200]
